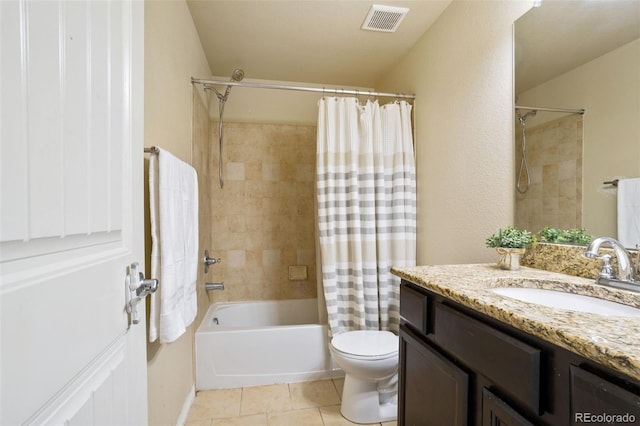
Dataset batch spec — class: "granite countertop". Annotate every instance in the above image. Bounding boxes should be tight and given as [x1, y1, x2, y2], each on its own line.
[391, 264, 640, 381]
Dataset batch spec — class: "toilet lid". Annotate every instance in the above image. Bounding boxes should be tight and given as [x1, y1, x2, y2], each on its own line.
[331, 330, 398, 357]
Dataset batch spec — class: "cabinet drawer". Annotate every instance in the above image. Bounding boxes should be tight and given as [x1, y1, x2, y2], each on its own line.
[434, 303, 542, 414]
[400, 283, 429, 334]
[570, 366, 640, 425]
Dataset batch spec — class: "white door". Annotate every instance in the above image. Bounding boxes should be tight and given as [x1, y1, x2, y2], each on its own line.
[0, 0, 147, 424]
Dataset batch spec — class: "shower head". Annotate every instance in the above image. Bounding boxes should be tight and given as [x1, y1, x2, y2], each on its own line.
[222, 69, 245, 100]
[231, 69, 245, 82]
[207, 69, 246, 101]
[517, 109, 537, 124]
[214, 69, 245, 189]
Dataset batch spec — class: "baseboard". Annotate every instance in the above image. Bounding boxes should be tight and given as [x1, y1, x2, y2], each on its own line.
[175, 384, 196, 426]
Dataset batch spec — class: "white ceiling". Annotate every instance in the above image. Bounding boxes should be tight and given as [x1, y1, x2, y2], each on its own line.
[185, 0, 640, 92]
[186, 0, 452, 87]
[515, 0, 640, 94]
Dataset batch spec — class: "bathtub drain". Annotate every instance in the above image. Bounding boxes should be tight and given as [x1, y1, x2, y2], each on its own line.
[213, 317, 219, 325]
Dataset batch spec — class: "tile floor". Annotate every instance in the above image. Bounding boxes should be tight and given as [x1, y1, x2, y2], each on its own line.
[186, 378, 398, 426]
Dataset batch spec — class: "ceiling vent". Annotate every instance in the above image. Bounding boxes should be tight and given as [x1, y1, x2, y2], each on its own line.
[361, 5, 409, 33]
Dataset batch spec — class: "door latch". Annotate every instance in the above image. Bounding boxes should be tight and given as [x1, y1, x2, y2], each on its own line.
[125, 262, 158, 326]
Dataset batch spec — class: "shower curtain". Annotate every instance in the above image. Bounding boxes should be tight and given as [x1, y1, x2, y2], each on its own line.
[316, 97, 416, 336]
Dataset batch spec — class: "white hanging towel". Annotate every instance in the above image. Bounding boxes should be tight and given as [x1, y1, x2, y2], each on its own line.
[149, 148, 199, 343]
[617, 177, 640, 248]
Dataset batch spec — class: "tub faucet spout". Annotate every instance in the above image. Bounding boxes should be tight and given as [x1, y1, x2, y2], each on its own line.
[205, 282, 224, 291]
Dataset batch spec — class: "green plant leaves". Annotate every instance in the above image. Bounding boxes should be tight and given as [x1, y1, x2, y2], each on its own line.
[539, 227, 593, 245]
[486, 226, 536, 249]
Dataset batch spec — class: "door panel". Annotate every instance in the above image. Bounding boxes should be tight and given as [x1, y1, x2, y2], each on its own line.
[26, 341, 127, 425]
[1, 0, 126, 254]
[0, 1, 146, 424]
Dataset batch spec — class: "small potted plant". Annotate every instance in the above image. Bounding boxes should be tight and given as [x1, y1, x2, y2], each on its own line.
[486, 226, 537, 270]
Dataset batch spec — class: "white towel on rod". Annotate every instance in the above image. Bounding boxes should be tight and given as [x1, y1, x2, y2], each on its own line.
[617, 177, 640, 248]
[149, 148, 199, 343]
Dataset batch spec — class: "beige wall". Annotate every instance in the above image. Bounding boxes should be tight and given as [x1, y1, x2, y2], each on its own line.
[144, 1, 211, 424]
[516, 38, 640, 240]
[376, 0, 533, 265]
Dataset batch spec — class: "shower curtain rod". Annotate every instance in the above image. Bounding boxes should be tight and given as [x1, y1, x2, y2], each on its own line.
[515, 105, 585, 114]
[191, 78, 416, 100]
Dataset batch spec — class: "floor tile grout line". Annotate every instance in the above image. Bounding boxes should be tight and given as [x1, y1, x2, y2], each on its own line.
[188, 379, 391, 426]
[318, 406, 329, 426]
[331, 377, 342, 399]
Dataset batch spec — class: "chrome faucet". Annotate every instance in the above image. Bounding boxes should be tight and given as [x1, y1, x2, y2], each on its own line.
[584, 237, 638, 291]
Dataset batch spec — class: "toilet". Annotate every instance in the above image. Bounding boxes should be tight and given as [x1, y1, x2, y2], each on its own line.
[329, 330, 399, 424]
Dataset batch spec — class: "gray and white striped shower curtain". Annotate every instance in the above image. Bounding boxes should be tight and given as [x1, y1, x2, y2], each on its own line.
[316, 97, 416, 336]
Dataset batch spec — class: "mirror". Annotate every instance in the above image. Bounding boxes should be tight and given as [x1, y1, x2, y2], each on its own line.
[514, 0, 640, 248]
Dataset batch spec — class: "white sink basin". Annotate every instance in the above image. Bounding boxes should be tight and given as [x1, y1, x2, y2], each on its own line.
[491, 287, 640, 317]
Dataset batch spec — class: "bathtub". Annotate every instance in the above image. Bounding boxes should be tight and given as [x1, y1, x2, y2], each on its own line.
[195, 298, 342, 390]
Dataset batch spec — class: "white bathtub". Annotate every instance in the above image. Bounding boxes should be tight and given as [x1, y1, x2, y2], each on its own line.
[195, 298, 342, 390]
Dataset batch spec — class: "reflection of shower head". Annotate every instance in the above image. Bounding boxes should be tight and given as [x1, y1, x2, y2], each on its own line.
[516, 108, 536, 194]
[517, 109, 537, 124]
[231, 69, 245, 82]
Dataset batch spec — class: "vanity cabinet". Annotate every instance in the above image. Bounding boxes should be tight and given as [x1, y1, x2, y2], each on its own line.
[398, 280, 640, 426]
[570, 366, 640, 425]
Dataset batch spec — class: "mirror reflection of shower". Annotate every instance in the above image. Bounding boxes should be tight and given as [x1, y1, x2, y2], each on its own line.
[205, 69, 245, 188]
[516, 108, 537, 194]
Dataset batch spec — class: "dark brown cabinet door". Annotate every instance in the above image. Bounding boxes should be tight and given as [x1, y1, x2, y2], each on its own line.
[570, 366, 640, 426]
[482, 388, 535, 426]
[399, 324, 469, 426]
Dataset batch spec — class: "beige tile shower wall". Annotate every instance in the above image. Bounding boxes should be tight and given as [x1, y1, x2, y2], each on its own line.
[515, 114, 583, 234]
[203, 122, 317, 302]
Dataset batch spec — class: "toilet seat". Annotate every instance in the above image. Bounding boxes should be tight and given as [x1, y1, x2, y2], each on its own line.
[331, 330, 398, 359]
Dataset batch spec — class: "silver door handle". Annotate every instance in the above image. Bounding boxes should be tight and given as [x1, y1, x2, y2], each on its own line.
[126, 262, 159, 326]
[136, 276, 158, 297]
